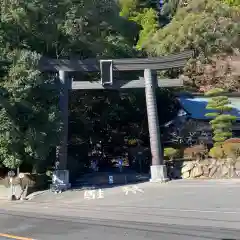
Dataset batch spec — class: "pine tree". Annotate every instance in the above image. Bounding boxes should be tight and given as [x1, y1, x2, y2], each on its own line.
[205, 88, 237, 146]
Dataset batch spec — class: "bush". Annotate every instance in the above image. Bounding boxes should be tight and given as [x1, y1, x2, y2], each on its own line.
[184, 144, 207, 160]
[209, 141, 240, 161]
[164, 148, 179, 161]
[224, 138, 240, 144]
[222, 142, 240, 160]
[209, 146, 225, 159]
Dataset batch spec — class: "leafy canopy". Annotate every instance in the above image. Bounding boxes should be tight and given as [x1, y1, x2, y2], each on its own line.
[144, 0, 240, 91]
[119, 0, 159, 50]
[0, 0, 138, 171]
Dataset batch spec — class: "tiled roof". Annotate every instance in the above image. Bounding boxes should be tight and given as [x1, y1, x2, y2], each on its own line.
[178, 97, 240, 120]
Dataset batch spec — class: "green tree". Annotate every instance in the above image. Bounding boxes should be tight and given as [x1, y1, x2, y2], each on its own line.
[0, 0, 181, 174]
[145, 0, 240, 91]
[119, 0, 159, 50]
[0, 0, 139, 171]
[223, 0, 240, 6]
[0, 50, 62, 171]
[0, 0, 138, 59]
[205, 88, 237, 146]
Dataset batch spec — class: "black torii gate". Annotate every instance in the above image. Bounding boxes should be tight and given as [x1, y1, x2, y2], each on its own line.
[39, 51, 192, 187]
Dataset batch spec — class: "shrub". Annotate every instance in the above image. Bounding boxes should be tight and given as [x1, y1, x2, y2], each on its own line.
[209, 146, 225, 159]
[209, 141, 240, 161]
[224, 138, 240, 144]
[164, 148, 179, 161]
[222, 142, 240, 160]
[184, 144, 207, 160]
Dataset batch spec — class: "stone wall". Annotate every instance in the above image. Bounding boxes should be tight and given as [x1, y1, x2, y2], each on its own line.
[166, 158, 240, 179]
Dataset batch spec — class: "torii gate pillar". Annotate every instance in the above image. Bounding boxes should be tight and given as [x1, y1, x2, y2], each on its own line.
[54, 70, 70, 189]
[144, 69, 168, 182]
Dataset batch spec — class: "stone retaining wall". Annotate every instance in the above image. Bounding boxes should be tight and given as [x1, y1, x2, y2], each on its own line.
[166, 158, 240, 179]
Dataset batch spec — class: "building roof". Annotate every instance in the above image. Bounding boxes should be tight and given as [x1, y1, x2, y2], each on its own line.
[178, 96, 240, 121]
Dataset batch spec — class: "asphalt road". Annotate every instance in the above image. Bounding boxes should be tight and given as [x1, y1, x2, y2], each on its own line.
[1, 180, 240, 240]
[0, 209, 240, 240]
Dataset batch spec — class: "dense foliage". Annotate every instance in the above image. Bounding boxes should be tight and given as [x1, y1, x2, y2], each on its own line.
[0, 50, 61, 171]
[0, 0, 239, 174]
[119, 0, 159, 50]
[145, 0, 240, 91]
[0, 0, 140, 171]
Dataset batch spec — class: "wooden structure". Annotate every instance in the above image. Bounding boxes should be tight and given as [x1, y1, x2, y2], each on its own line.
[163, 93, 240, 146]
[39, 51, 192, 185]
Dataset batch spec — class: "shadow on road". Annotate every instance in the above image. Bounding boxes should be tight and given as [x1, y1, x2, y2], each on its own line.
[70, 169, 150, 192]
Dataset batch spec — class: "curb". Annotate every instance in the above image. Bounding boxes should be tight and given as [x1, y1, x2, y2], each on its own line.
[26, 190, 49, 200]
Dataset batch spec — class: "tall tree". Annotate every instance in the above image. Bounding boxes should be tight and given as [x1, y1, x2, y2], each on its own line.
[119, 0, 159, 50]
[0, 50, 61, 171]
[145, 0, 240, 91]
[0, 0, 139, 171]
